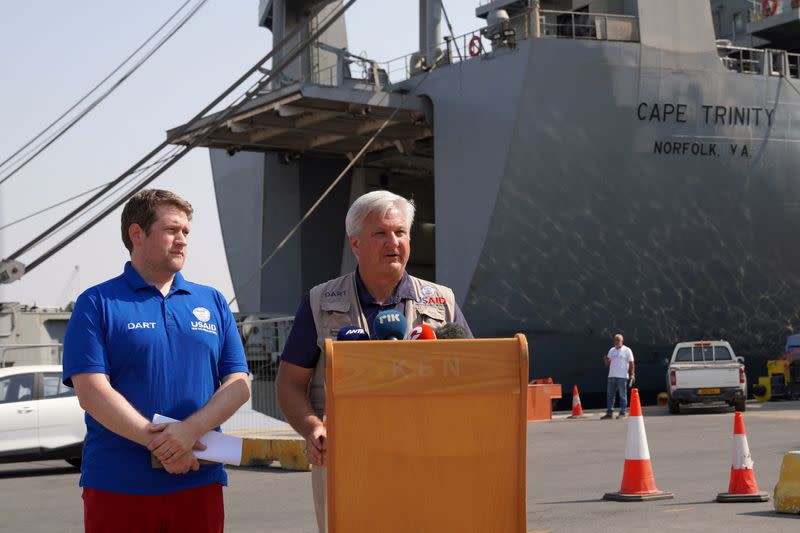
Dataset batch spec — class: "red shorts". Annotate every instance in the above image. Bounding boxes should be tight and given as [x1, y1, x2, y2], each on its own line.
[82, 483, 223, 533]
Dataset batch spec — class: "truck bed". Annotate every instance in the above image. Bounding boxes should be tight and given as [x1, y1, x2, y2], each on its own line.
[670, 363, 741, 389]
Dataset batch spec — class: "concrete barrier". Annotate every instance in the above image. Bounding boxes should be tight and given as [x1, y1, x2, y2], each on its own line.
[231, 428, 310, 471]
[774, 451, 800, 514]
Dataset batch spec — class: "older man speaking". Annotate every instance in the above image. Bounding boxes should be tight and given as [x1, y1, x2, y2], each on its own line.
[276, 190, 471, 531]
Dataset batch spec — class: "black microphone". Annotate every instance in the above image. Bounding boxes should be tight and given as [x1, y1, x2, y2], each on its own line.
[336, 326, 370, 341]
[372, 310, 407, 340]
[434, 323, 470, 339]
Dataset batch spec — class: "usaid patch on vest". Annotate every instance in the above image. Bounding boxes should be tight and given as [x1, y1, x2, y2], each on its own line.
[418, 284, 446, 306]
[190, 306, 218, 335]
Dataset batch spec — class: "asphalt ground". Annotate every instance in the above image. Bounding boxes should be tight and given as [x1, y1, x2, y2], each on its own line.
[2, 400, 800, 532]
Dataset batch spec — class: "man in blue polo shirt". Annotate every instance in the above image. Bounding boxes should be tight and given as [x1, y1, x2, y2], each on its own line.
[276, 190, 471, 532]
[62, 189, 249, 533]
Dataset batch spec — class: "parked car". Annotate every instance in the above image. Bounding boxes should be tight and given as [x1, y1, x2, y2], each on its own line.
[0, 365, 85, 467]
[666, 341, 747, 414]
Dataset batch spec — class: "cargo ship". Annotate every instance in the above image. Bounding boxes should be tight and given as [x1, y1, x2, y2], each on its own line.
[170, 0, 800, 406]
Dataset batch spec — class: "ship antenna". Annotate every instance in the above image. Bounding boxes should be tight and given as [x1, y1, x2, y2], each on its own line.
[440, 1, 463, 62]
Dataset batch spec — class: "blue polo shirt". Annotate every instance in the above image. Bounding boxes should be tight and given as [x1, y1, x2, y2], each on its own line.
[62, 262, 248, 495]
[281, 269, 472, 368]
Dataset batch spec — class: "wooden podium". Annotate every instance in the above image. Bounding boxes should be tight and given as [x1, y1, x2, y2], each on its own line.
[324, 335, 529, 533]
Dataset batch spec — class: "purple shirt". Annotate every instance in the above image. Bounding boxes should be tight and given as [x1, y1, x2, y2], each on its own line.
[280, 270, 472, 368]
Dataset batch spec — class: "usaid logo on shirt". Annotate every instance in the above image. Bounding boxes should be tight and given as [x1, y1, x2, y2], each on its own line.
[190, 307, 217, 335]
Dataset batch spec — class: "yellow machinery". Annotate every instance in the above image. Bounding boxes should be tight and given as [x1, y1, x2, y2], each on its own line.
[753, 350, 800, 402]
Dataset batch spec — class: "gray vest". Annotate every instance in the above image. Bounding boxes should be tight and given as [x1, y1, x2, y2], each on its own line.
[307, 272, 456, 416]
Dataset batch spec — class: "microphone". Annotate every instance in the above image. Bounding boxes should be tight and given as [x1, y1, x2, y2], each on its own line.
[434, 323, 469, 339]
[336, 326, 370, 341]
[372, 310, 407, 340]
[406, 323, 437, 340]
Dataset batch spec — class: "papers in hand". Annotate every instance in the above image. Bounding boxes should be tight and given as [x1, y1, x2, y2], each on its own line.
[152, 414, 243, 466]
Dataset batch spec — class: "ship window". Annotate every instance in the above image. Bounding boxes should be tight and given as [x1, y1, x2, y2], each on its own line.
[557, 5, 595, 39]
[675, 347, 693, 362]
[0, 312, 11, 337]
[732, 12, 745, 36]
[712, 9, 723, 36]
[714, 346, 733, 361]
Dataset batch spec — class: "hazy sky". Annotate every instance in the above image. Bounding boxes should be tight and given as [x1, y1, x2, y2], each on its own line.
[0, 0, 478, 310]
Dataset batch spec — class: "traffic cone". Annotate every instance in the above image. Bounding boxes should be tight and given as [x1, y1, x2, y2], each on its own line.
[716, 412, 769, 502]
[603, 389, 674, 501]
[568, 385, 589, 418]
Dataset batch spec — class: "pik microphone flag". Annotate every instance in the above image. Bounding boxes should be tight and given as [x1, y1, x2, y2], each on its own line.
[373, 310, 407, 340]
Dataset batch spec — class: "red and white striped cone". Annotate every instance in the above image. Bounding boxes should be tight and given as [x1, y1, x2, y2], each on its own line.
[568, 385, 590, 418]
[603, 389, 674, 501]
[716, 412, 769, 502]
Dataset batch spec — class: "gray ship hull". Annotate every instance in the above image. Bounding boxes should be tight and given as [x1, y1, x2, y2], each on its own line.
[431, 38, 798, 403]
[196, 0, 799, 405]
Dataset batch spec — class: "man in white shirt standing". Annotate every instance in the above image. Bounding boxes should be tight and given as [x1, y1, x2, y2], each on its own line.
[601, 334, 635, 419]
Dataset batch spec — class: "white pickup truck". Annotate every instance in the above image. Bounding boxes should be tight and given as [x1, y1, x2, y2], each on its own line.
[666, 340, 747, 414]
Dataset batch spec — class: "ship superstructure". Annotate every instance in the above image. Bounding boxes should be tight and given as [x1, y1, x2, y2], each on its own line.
[169, 0, 800, 403]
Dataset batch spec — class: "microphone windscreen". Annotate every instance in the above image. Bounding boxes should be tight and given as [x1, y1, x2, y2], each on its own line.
[434, 322, 469, 339]
[336, 326, 370, 341]
[407, 323, 437, 340]
[372, 310, 407, 340]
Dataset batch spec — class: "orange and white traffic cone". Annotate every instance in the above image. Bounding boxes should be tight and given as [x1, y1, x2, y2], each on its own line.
[603, 389, 674, 501]
[716, 411, 769, 502]
[568, 385, 589, 418]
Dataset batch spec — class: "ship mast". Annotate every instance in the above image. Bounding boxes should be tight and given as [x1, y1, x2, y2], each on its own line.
[420, 0, 443, 65]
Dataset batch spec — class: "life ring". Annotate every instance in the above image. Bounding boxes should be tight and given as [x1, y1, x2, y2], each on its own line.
[763, 0, 778, 17]
[468, 35, 483, 57]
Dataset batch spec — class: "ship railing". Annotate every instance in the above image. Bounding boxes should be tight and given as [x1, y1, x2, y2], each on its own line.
[717, 44, 800, 79]
[263, 8, 640, 90]
[380, 9, 535, 84]
[0, 343, 63, 368]
[538, 10, 640, 42]
[380, 9, 639, 84]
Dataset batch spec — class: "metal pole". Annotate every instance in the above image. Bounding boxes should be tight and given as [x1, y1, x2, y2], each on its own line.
[572, 12, 576, 39]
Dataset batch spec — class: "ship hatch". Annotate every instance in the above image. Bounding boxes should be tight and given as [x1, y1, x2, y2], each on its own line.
[169, 84, 437, 282]
[167, 85, 432, 162]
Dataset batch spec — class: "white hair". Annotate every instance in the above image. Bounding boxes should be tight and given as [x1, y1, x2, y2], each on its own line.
[345, 190, 415, 237]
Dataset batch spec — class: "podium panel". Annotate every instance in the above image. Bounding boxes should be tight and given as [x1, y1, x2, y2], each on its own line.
[325, 335, 528, 533]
